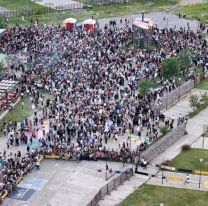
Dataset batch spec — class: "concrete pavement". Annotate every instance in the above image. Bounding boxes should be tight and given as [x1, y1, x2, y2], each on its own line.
[192, 136, 208, 150]
[3, 160, 126, 206]
[99, 89, 208, 205]
[99, 174, 149, 206]
[152, 89, 208, 165]
[147, 171, 208, 191]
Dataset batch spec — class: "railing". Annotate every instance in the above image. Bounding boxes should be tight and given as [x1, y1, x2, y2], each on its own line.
[87, 168, 133, 206]
[140, 124, 186, 163]
[154, 79, 194, 111]
[0, 3, 84, 17]
[0, 0, 149, 17]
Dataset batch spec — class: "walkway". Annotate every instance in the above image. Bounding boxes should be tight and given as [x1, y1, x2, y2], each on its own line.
[152, 89, 208, 164]
[99, 173, 149, 206]
[98, 165, 158, 206]
[147, 171, 208, 191]
[99, 88, 208, 205]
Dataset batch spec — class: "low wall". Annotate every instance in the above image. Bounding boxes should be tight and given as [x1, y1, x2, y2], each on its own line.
[140, 124, 186, 163]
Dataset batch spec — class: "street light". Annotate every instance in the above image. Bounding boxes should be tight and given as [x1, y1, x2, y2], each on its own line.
[202, 124, 206, 148]
[105, 159, 108, 181]
[199, 158, 203, 188]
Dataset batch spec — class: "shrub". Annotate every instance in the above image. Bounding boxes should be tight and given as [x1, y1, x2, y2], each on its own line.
[181, 144, 191, 151]
[46, 99, 50, 107]
[161, 160, 171, 166]
[189, 94, 198, 111]
[160, 125, 169, 136]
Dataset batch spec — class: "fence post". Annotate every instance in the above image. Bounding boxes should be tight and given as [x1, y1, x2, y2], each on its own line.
[190, 80, 192, 93]
[99, 189, 102, 200]
[178, 85, 180, 102]
[107, 183, 109, 195]
[114, 179, 116, 190]
[120, 173, 123, 185]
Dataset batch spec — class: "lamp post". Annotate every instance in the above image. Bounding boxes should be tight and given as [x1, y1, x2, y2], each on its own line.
[202, 124, 206, 148]
[162, 167, 164, 184]
[199, 158, 203, 188]
[105, 159, 108, 181]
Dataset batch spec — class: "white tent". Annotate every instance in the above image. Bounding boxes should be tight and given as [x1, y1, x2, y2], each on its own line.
[82, 19, 96, 25]
[63, 18, 77, 24]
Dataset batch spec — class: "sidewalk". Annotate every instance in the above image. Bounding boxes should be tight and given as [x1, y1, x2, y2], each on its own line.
[147, 171, 208, 191]
[98, 165, 158, 206]
[152, 89, 208, 164]
[99, 174, 149, 206]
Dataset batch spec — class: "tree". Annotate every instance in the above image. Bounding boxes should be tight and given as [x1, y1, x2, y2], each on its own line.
[177, 49, 194, 72]
[189, 94, 198, 111]
[161, 57, 179, 79]
[139, 79, 157, 97]
[0, 16, 5, 28]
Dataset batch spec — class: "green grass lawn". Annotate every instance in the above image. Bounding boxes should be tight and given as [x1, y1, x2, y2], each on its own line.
[7, 0, 178, 27]
[180, 2, 208, 24]
[0, 90, 53, 132]
[0, 95, 33, 131]
[0, 0, 45, 10]
[195, 79, 208, 90]
[121, 184, 208, 206]
[170, 149, 208, 171]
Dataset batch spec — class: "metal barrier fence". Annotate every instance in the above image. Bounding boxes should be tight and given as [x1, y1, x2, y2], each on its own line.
[0, 0, 145, 17]
[0, 3, 84, 17]
[87, 168, 133, 206]
[140, 124, 186, 163]
[157, 79, 194, 111]
[83, 0, 144, 5]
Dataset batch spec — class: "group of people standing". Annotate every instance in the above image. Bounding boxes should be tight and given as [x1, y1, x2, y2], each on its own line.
[0, 18, 207, 196]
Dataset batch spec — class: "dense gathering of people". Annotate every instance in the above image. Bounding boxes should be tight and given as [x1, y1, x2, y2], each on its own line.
[0, 17, 207, 195]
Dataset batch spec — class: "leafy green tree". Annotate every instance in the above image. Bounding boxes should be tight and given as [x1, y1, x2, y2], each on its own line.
[161, 57, 179, 79]
[0, 16, 5, 28]
[139, 79, 157, 96]
[177, 49, 194, 72]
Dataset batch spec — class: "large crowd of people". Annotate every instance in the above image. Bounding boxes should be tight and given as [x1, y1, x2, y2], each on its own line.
[0, 18, 207, 196]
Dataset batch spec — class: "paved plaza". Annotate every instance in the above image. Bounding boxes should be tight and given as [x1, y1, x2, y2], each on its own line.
[98, 12, 200, 32]
[3, 160, 126, 206]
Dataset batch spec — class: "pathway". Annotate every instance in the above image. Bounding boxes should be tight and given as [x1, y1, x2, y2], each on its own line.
[192, 136, 208, 149]
[98, 165, 158, 206]
[152, 89, 208, 164]
[99, 173, 149, 206]
[99, 88, 208, 205]
[147, 171, 208, 191]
